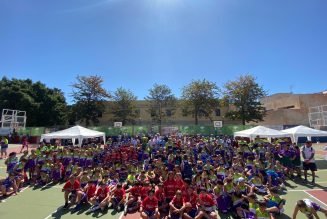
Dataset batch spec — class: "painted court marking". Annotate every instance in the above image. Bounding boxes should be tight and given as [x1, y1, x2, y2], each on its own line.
[304, 190, 327, 207]
[1, 186, 29, 203]
[118, 212, 124, 219]
[40, 189, 327, 219]
[288, 189, 324, 192]
[43, 207, 124, 219]
[44, 209, 58, 219]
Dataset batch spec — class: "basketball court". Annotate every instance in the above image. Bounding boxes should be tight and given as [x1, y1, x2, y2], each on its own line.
[0, 144, 327, 219]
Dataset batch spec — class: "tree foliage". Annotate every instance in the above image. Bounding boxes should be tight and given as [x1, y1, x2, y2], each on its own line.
[71, 75, 110, 126]
[0, 77, 67, 126]
[181, 79, 220, 125]
[145, 84, 176, 132]
[111, 87, 137, 125]
[223, 74, 266, 125]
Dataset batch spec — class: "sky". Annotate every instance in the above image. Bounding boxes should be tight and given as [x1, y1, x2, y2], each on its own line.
[1, 0, 327, 104]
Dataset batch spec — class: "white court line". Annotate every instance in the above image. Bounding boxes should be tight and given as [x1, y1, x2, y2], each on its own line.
[34, 185, 62, 189]
[288, 189, 324, 192]
[43, 207, 124, 219]
[118, 212, 124, 219]
[304, 190, 327, 207]
[1, 186, 29, 203]
[44, 209, 58, 219]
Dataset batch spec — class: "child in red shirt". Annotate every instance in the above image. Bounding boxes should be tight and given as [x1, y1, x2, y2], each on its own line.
[62, 175, 81, 209]
[196, 188, 217, 219]
[141, 181, 152, 201]
[87, 181, 110, 212]
[169, 190, 185, 219]
[164, 171, 177, 204]
[110, 183, 126, 212]
[174, 173, 185, 190]
[124, 181, 142, 215]
[183, 186, 198, 219]
[155, 183, 167, 212]
[140, 189, 159, 219]
[75, 180, 96, 210]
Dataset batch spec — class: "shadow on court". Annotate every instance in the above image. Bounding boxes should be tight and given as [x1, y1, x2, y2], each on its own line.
[289, 178, 327, 190]
[316, 160, 327, 169]
[218, 212, 233, 219]
[277, 213, 292, 219]
[50, 205, 112, 219]
[50, 206, 71, 219]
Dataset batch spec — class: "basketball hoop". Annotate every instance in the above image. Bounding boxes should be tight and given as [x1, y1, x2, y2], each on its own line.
[309, 105, 327, 129]
[1, 109, 27, 130]
[114, 122, 123, 128]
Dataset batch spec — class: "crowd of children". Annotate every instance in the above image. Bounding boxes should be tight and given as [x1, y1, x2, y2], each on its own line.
[0, 134, 326, 219]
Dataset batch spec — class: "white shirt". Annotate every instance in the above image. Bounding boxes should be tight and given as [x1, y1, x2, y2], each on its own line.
[301, 146, 315, 163]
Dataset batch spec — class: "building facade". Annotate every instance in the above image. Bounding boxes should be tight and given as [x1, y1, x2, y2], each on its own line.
[251, 92, 327, 128]
[97, 100, 241, 126]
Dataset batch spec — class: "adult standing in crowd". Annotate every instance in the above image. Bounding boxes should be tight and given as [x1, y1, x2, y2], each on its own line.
[0, 136, 9, 159]
[301, 140, 317, 184]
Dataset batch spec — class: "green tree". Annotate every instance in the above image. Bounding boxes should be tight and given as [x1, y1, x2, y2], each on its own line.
[145, 84, 176, 133]
[67, 105, 77, 126]
[181, 79, 220, 125]
[111, 87, 137, 125]
[71, 75, 111, 126]
[223, 74, 266, 125]
[0, 77, 67, 126]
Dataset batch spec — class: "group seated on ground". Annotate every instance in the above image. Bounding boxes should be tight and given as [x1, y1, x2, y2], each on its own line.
[0, 134, 315, 218]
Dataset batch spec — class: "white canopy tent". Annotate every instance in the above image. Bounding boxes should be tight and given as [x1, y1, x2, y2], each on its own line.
[234, 125, 290, 140]
[282, 125, 327, 143]
[41, 125, 106, 146]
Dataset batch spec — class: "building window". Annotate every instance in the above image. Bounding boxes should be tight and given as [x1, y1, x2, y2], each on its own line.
[98, 112, 102, 118]
[166, 109, 172, 117]
[150, 109, 156, 117]
[215, 109, 221, 117]
[182, 108, 188, 117]
[278, 105, 295, 110]
[199, 109, 207, 117]
[135, 109, 140, 117]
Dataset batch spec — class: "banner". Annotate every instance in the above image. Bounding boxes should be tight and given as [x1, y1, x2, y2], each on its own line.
[18, 125, 255, 136]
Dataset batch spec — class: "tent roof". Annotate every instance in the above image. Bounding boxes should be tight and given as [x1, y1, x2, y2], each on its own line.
[41, 125, 105, 140]
[282, 125, 327, 137]
[234, 126, 289, 138]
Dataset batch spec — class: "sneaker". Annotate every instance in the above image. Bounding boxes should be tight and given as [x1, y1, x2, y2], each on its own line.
[86, 205, 100, 213]
[63, 203, 69, 209]
[124, 205, 128, 216]
[74, 203, 82, 211]
[311, 179, 315, 184]
[280, 183, 286, 189]
[92, 205, 100, 212]
[86, 207, 93, 214]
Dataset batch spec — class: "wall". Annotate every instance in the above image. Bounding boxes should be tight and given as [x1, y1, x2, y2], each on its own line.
[252, 92, 327, 126]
